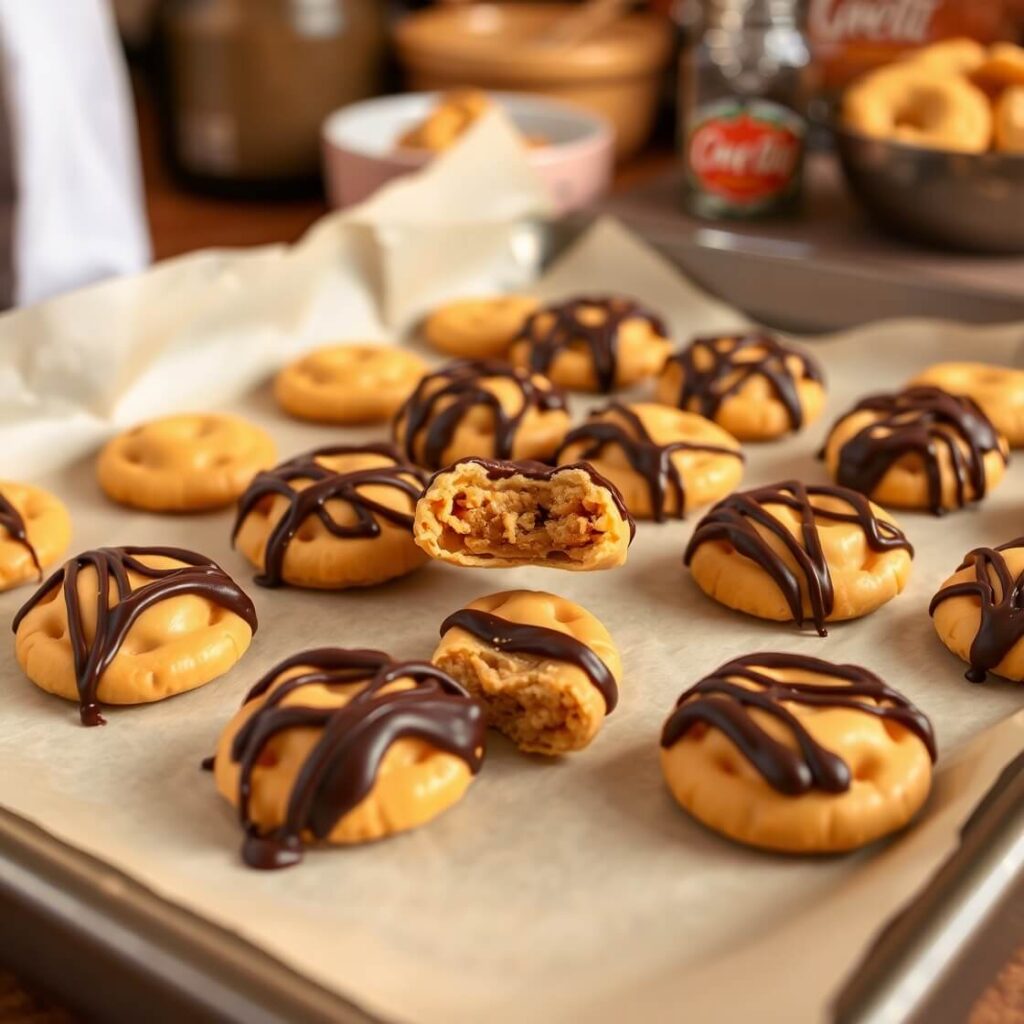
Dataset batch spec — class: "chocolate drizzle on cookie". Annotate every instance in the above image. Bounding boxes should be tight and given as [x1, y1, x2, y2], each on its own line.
[664, 332, 823, 431]
[229, 648, 485, 870]
[433, 456, 637, 542]
[929, 539, 1024, 683]
[516, 296, 668, 393]
[684, 480, 913, 636]
[232, 443, 428, 588]
[12, 546, 258, 727]
[661, 653, 936, 795]
[554, 402, 744, 522]
[826, 386, 1006, 515]
[440, 608, 618, 712]
[394, 359, 567, 470]
[0, 492, 41, 578]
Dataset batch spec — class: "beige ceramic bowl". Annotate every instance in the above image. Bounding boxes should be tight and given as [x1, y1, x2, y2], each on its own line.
[394, 3, 672, 160]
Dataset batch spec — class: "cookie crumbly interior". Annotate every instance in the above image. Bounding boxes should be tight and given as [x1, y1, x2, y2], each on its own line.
[432, 476, 603, 563]
[435, 646, 595, 755]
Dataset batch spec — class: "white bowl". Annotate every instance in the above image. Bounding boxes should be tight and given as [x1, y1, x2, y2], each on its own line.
[321, 91, 614, 214]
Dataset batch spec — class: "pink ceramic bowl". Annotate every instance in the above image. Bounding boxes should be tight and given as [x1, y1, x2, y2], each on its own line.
[321, 91, 614, 214]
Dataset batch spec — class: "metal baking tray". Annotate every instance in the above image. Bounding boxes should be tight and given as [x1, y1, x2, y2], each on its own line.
[2, 199, 1023, 1022]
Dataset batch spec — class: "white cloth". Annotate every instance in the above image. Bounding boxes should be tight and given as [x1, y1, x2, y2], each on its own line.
[0, 0, 150, 307]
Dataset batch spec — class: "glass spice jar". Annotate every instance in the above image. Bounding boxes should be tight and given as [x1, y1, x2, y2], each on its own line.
[680, 0, 813, 219]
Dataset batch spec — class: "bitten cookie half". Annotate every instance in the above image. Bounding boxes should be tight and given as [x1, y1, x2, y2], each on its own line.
[414, 458, 635, 570]
[212, 648, 486, 868]
[0, 481, 71, 591]
[685, 480, 913, 636]
[930, 538, 1024, 683]
[97, 413, 277, 512]
[660, 653, 936, 853]
[434, 590, 621, 755]
[13, 546, 257, 726]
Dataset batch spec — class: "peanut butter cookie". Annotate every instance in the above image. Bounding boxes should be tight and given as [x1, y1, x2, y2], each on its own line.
[434, 590, 621, 755]
[233, 444, 429, 589]
[0, 482, 71, 591]
[414, 458, 634, 570]
[212, 648, 485, 868]
[13, 546, 257, 726]
[685, 480, 913, 635]
[98, 413, 276, 512]
[660, 653, 936, 853]
[821, 386, 1009, 514]
[509, 295, 672, 393]
[656, 331, 826, 441]
[274, 344, 426, 425]
[423, 296, 538, 359]
[555, 401, 743, 521]
[393, 359, 569, 470]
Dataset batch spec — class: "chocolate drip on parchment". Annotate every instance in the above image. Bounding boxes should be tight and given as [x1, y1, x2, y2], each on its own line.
[664, 332, 823, 431]
[826, 386, 1006, 515]
[440, 607, 618, 712]
[684, 480, 913, 637]
[232, 443, 428, 588]
[554, 402, 744, 522]
[516, 296, 668, 393]
[929, 539, 1024, 683]
[431, 456, 637, 542]
[0, 491, 41, 578]
[227, 648, 485, 870]
[393, 359, 567, 470]
[12, 547, 258, 727]
[661, 652, 936, 795]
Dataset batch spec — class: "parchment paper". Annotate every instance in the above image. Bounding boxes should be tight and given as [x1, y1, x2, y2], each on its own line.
[0, 115, 1022, 1024]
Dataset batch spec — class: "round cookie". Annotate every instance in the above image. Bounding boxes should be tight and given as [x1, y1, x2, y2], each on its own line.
[415, 457, 635, 571]
[423, 296, 538, 359]
[233, 443, 429, 589]
[393, 359, 569, 470]
[659, 653, 936, 853]
[685, 480, 913, 636]
[994, 85, 1024, 153]
[212, 648, 486, 867]
[971, 42, 1024, 93]
[509, 295, 672, 393]
[656, 332, 826, 441]
[930, 538, 1024, 683]
[555, 402, 744, 521]
[821, 386, 1009, 515]
[13, 546, 257, 726]
[908, 362, 1024, 448]
[98, 413, 276, 513]
[433, 590, 622, 755]
[0, 482, 71, 591]
[274, 344, 426, 425]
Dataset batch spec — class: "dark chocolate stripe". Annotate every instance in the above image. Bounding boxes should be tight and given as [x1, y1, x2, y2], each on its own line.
[227, 648, 485, 870]
[664, 332, 823, 430]
[12, 547, 258, 727]
[684, 480, 913, 637]
[554, 402, 743, 522]
[824, 386, 1006, 515]
[440, 607, 618, 712]
[661, 652, 936, 795]
[929, 538, 1024, 683]
[0, 491, 41, 578]
[516, 296, 668, 393]
[393, 359, 567, 470]
[232, 443, 427, 588]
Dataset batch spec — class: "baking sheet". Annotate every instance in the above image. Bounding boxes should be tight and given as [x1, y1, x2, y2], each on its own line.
[0, 114, 1022, 1024]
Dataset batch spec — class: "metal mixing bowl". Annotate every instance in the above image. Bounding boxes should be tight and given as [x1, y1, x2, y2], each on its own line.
[834, 125, 1024, 254]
